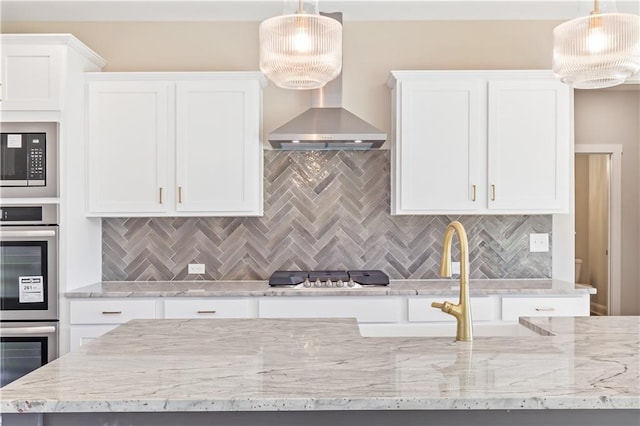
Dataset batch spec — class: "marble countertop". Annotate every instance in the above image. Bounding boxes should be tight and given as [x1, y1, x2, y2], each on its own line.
[1, 316, 637, 413]
[65, 279, 595, 297]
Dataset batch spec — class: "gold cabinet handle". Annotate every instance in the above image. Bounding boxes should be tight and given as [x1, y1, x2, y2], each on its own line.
[472, 184, 477, 202]
[101, 311, 122, 315]
[159, 187, 164, 204]
[196, 310, 217, 314]
[535, 307, 556, 312]
[178, 186, 183, 204]
[491, 184, 496, 201]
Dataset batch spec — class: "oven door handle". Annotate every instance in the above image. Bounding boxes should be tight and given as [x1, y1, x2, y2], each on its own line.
[1, 326, 57, 335]
[0, 230, 57, 238]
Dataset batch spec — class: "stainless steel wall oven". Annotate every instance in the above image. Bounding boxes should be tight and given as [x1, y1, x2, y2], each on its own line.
[0, 204, 59, 387]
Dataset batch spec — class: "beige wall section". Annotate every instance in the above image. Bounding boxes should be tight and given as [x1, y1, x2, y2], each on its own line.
[574, 155, 590, 283]
[575, 90, 640, 315]
[0, 20, 559, 149]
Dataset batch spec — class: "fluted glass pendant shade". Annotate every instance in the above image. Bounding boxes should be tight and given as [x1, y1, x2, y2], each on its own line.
[259, 1, 342, 90]
[553, 1, 640, 89]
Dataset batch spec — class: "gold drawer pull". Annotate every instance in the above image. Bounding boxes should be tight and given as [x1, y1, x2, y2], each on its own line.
[534, 307, 555, 312]
[159, 187, 164, 204]
[472, 184, 477, 202]
[178, 186, 183, 203]
[491, 184, 496, 201]
[197, 310, 217, 314]
[101, 311, 122, 315]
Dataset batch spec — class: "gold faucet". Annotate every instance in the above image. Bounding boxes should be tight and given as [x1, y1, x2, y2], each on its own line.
[431, 220, 473, 342]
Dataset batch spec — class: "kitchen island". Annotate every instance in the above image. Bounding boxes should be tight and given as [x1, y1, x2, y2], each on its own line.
[1, 316, 638, 426]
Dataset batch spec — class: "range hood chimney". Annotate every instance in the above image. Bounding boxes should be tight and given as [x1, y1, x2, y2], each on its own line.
[268, 12, 387, 150]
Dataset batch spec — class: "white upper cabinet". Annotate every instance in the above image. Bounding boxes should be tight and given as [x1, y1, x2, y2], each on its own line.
[392, 78, 485, 214]
[87, 80, 170, 214]
[1, 44, 62, 111]
[487, 79, 570, 212]
[388, 71, 572, 215]
[86, 73, 265, 217]
[175, 80, 262, 214]
[1, 34, 105, 120]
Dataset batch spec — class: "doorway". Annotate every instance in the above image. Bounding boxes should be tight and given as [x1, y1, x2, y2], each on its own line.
[574, 145, 622, 316]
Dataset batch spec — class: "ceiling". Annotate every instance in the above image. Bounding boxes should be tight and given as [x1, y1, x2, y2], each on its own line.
[2, 0, 639, 22]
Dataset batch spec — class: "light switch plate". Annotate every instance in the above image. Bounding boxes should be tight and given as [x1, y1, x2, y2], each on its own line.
[188, 263, 205, 274]
[529, 233, 549, 252]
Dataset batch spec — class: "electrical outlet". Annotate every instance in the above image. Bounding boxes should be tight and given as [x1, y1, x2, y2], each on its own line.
[188, 263, 205, 274]
[529, 233, 549, 253]
[451, 261, 461, 275]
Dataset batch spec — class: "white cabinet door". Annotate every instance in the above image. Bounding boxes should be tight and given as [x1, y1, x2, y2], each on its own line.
[69, 299, 157, 324]
[393, 79, 484, 214]
[259, 297, 403, 323]
[164, 298, 253, 318]
[0, 44, 61, 111]
[408, 296, 494, 322]
[487, 79, 571, 212]
[69, 324, 119, 351]
[176, 80, 262, 215]
[389, 71, 571, 215]
[87, 80, 170, 214]
[86, 73, 264, 217]
[501, 295, 589, 321]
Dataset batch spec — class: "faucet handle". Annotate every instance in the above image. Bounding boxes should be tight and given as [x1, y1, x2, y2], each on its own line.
[431, 301, 444, 309]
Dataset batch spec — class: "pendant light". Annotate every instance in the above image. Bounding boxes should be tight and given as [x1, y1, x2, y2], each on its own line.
[259, 0, 342, 90]
[553, 0, 640, 89]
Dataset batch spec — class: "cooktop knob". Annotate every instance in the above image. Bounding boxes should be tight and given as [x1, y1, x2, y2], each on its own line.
[347, 279, 355, 287]
[325, 279, 333, 287]
[314, 279, 322, 288]
[303, 279, 312, 288]
[336, 280, 344, 288]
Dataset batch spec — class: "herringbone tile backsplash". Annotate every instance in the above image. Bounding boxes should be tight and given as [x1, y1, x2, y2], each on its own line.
[102, 151, 552, 281]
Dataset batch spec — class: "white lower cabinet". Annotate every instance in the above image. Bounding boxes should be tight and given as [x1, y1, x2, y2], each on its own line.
[408, 296, 495, 322]
[501, 295, 590, 321]
[69, 299, 157, 350]
[258, 297, 403, 323]
[67, 293, 591, 350]
[164, 298, 254, 319]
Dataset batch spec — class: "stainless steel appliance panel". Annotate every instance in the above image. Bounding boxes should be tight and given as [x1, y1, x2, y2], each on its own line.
[0, 321, 58, 387]
[0, 225, 58, 320]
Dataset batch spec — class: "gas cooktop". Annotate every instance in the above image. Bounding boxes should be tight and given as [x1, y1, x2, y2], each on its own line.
[268, 270, 389, 288]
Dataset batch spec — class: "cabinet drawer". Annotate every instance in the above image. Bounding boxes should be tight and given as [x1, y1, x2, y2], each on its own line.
[259, 297, 401, 323]
[70, 299, 156, 324]
[164, 298, 251, 319]
[501, 296, 588, 321]
[408, 297, 493, 322]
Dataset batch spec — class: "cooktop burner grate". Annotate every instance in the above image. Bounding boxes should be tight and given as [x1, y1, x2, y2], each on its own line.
[268, 270, 389, 288]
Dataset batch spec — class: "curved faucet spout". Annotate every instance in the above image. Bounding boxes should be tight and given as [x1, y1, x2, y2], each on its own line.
[432, 220, 473, 341]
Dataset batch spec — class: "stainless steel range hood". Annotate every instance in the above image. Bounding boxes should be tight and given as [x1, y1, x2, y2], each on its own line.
[268, 13, 386, 150]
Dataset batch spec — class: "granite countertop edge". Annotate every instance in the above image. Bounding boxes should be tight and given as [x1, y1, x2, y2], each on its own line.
[64, 279, 596, 298]
[1, 317, 638, 414]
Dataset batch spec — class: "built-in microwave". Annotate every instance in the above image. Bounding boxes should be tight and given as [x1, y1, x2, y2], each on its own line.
[0, 122, 57, 198]
[0, 133, 46, 187]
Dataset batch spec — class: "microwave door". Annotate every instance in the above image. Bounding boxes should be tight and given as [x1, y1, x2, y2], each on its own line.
[0, 133, 29, 186]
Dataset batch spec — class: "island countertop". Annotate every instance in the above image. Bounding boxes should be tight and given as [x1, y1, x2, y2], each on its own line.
[65, 279, 596, 297]
[1, 316, 637, 415]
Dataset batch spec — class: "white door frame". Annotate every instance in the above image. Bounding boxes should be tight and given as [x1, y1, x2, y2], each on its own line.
[574, 144, 622, 316]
